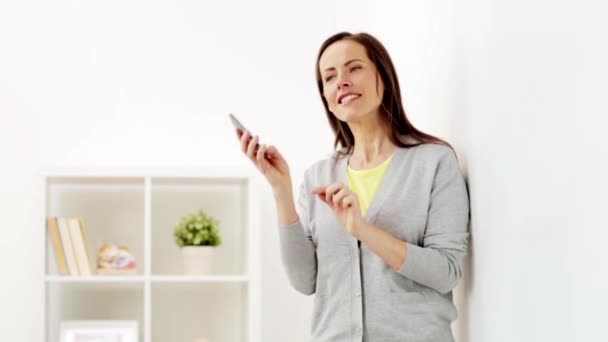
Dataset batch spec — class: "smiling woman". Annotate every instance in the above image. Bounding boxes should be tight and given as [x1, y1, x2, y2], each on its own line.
[314, 32, 451, 160]
[319, 47, 383, 125]
[234, 31, 470, 342]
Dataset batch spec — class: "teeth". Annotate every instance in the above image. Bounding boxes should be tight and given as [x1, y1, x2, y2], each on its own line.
[340, 94, 360, 104]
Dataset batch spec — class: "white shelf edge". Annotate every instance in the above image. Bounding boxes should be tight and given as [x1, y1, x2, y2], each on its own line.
[45, 275, 250, 283]
[45, 275, 146, 283]
[144, 177, 151, 342]
[144, 281, 151, 342]
[149, 275, 250, 283]
[38, 166, 255, 179]
[45, 275, 249, 283]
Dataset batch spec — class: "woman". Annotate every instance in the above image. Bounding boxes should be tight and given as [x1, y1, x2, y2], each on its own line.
[236, 32, 470, 342]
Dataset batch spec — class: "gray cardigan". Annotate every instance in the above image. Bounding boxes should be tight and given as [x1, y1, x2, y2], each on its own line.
[279, 142, 470, 342]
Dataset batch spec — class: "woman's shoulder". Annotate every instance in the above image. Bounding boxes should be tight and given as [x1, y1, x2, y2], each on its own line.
[405, 142, 455, 158]
[398, 142, 464, 182]
[391, 134, 452, 156]
[394, 140, 460, 174]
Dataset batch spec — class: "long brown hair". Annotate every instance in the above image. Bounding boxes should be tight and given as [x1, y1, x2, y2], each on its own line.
[315, 32, 451, 158]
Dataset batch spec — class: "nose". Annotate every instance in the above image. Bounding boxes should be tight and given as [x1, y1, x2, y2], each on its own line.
[337, 73, 352, 90]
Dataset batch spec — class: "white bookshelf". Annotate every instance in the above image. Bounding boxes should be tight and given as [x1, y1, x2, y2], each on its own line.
[43, 168, 261, 342]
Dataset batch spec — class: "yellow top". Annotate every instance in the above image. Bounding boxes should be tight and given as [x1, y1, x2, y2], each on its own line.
[347, 154, 393, 217]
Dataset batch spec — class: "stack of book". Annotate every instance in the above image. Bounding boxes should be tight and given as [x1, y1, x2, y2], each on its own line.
[46, 217, 94, 276]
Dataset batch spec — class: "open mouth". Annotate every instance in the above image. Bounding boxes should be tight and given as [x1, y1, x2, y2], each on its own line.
[339, 94, 361, 105]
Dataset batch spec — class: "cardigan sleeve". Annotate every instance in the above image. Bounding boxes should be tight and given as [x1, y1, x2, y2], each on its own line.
[397, 149, 470, 294]
[278, 169, 318, 295]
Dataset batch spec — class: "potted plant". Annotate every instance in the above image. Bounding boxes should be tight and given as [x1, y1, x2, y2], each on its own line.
[174, 209, 222, 275]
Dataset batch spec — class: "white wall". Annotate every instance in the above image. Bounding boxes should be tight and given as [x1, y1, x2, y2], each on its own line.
[571, 2, 608, 340]
[0, 1, 336, 341]
[363, 0, 607, 341]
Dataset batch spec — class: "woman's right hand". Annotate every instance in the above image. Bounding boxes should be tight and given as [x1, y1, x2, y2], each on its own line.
[236, 129, 292, 193]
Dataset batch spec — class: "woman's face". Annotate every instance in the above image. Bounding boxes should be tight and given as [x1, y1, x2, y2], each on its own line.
[319, 39, 384, 124]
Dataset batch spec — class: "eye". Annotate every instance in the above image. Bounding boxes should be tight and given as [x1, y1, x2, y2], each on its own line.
[324, 75, 335, 82]
[350, 65, 362, 72]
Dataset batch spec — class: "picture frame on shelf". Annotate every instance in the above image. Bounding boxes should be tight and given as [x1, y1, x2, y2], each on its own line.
[60, 320, 138, 342]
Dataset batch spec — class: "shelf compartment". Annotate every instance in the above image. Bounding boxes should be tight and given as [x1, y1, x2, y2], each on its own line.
[46, 282, 144, 342]
[45, 177, 145, 276]
[151, 282, 248, 342]
[150, 177, 249, 276]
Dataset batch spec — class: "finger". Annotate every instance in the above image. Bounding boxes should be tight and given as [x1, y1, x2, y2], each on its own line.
[314, 191, 330, 206]
[332, 189, 348, 207]
[246, 135, 260, 159]
[342, 196, 354, 209]
[324, 182, 345, 203]
[262, 145, 280, 161]
[312, 186, 326, 195]
[265, 145, 281, 160]
[240, 130, 251, 153]
[256, 144, 269, 168]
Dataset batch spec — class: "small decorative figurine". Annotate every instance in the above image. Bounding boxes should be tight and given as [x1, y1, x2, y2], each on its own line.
[97, 242, 137, 275]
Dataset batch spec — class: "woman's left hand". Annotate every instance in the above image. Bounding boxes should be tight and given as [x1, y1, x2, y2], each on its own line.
[312, 182, 366, 236]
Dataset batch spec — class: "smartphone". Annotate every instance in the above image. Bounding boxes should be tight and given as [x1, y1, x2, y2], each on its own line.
[229, 113, 267, 158]
[228, 112, 247, 132]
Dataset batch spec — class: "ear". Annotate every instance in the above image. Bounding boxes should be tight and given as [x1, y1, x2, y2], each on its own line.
[375, 71, 385, 99]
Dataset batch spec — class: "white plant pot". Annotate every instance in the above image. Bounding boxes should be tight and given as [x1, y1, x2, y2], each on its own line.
[181, 246, 215, 275]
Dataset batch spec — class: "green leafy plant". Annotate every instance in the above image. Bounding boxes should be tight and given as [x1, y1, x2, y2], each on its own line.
[174, 210, 222, 247]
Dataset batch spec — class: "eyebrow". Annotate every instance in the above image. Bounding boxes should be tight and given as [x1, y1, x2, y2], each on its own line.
[322, 59, 364, 73]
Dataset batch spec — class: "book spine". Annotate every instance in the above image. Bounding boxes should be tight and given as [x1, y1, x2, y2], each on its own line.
[47, 217, 69, 275]
[57, 217, 79, 276]
[78, 218, 95, 275]
[67, 217, 91, 276]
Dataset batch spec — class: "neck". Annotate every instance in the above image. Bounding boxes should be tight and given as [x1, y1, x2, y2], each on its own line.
[348, 114, 395, 166]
